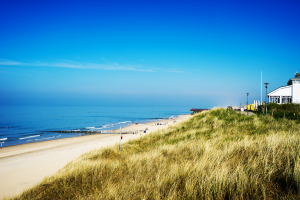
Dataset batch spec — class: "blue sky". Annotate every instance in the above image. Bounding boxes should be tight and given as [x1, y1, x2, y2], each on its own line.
[0, 0, 299, 107]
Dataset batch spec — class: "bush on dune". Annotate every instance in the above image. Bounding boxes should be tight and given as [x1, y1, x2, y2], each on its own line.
[260, 103, 300, 120]
[8, 108, 300, 200]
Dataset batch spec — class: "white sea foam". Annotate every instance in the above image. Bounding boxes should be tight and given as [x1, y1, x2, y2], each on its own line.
[101, 124, 113, 129]
[0, 138, 7, 141]
[34, 136, 55, 141]
[26, 135, 61, 142]
[86, 127, 104, 130]
[19, 135, 40, 140]
[119, 121, 131, 124]
[66, 129, 80, 132]
[86, 127, 95, 129]
[98, 121, 131, 130]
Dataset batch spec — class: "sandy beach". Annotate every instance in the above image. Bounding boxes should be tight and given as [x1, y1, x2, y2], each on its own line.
[0, 114, 191, 199]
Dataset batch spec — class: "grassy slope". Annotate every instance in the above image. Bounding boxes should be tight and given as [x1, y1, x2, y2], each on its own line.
[8, 108, 300, 200]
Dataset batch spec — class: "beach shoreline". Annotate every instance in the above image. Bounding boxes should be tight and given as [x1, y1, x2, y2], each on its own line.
[0, 114, 191, 157]
[0, 114, 191, 199]
[111, 114, 191, 133]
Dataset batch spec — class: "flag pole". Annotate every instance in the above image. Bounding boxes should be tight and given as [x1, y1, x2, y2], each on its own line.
[261, 71, 262, 107]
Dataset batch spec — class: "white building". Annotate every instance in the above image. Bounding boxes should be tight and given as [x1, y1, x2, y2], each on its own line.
[268, 73, 300, 104]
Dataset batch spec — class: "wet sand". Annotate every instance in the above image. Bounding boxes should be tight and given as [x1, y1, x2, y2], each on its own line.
[0, 114, 191, 199]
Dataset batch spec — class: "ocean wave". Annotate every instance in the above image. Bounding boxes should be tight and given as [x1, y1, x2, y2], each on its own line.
[34, 136, 55, 141]
[86, 127, 95, 129]
[101, 124, 114, 129]
[26, 135, 61, 142]
[84, 127, 103, 130]
[65, 129, 80, 132]
[0, 137, 7, 141]
[34, 135, 58, 140]
[110, 121, 131, 126]
[19, 135, 40, 140]
[88, 122, 131, 130]
[117, 121, 131, 124]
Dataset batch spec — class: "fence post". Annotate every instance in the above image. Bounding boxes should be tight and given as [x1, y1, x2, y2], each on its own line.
[119, 126, 121, 152]
[272, 109, 274, 117]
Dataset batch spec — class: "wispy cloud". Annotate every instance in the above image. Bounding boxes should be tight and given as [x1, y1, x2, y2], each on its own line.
[0, 60, 23, 65]
[0, 59, 155, 72]
[0, 59, 184, 73]
[167, 70, 184, 73]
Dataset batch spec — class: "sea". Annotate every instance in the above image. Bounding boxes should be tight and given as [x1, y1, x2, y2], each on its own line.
[0, 106, 191, 147]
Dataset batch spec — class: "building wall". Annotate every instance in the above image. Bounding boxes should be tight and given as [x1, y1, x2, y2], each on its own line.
[292, 83, 300, 103]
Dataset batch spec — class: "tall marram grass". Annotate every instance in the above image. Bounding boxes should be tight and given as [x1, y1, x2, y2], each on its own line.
[7, 108, 300, 199]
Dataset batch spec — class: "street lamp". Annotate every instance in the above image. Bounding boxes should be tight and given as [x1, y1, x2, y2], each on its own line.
[247, 93, 249, 116]
[264, 83, 269, 115]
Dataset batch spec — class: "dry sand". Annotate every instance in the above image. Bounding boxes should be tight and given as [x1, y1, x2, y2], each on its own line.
[0, 114, 191, 199]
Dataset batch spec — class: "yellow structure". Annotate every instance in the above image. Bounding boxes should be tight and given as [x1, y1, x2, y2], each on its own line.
[247, 104, 256, 111]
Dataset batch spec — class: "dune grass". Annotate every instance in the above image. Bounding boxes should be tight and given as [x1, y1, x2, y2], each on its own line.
[8, 108, 300, 199]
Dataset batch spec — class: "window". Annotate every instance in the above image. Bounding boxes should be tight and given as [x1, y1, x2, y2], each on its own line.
[270, 96, 280, 103]
[282, 96, 292, 104]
